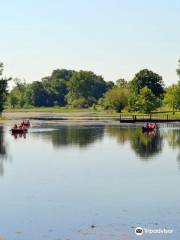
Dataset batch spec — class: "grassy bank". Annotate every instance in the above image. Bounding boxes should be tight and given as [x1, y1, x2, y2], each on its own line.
[4, 107, 120, 115]
[5, 106, 180, 113]
[5, 107, 93, 113]
[4, 107, 180, 120]
[0, 116, 7, 122]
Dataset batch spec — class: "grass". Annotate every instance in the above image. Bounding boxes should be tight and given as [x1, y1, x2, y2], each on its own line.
[5, 106, 98, 113]
[4, 107, 120, 115]
[0, 116, 7, 122]
[4, 107, 180, 119]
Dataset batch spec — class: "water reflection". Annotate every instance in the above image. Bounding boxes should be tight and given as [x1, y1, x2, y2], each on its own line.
[0, 126, 8, 176]
[164, 129, 180, 169]
[12, 132, 27, 139]
[165, 129, 180, 149]
[1, 124, 180, 239]
[106, 127, 163, 160]
[9, 125, 180, 163]
[31, 126, 163, 160]
[31, 126, 105, 148]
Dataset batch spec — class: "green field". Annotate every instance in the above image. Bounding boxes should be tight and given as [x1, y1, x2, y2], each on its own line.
[4, 107, 119, 115]
[4, 107, 180, 120]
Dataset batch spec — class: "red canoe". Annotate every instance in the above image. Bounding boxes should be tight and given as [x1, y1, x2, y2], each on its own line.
[11, 128, 28, 134]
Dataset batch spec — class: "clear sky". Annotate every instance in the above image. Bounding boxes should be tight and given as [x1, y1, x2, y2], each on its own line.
[1, 0, 180, 85]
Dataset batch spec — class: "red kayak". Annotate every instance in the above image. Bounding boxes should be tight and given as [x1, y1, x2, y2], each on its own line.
[142, 126, 156, 132]
[11, 128, 28, 134]
[142, 123, 158, 132]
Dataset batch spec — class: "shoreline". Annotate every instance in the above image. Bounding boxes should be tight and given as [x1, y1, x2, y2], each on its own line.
[1, 111, 180, 129]
[3, 111, 120, 121]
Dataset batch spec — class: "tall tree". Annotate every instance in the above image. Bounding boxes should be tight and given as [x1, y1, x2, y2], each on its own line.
[26, 81, 48, 107]
[42, 78, 68, 106]
[130, 69, 164, 97]
[8, 91, 19, 108]
[177, 59, 180, 80]
[106, 81, 114, 91]
[116, 78, 129, 88]
[102, 87, 129, 112]
[136, 86, 160, 113]
[0, 63, 10, 114]
[66, 71, 107, 106]
[129, 69, 164, 111]
[164, 83, 180, 114]
[14, 78, 27, 107]
[41, 69, 73, 106]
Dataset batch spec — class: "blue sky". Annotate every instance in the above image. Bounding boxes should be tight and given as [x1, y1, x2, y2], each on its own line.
[1, 0, 180, 85]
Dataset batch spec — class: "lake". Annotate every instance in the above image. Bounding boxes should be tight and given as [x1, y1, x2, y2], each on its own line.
[0, 123, 180, 239]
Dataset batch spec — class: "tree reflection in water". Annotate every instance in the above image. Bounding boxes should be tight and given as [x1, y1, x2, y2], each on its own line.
[106, 127, 163, 160]
[32, 125, 105, 148]
[31, 125, 180, 163]
[164, 129, 180, 169]
[0, 126, 8, 176]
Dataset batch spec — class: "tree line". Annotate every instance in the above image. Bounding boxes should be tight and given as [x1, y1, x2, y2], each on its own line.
[8, 69, 114, 109]
[0, 60, 180, 114]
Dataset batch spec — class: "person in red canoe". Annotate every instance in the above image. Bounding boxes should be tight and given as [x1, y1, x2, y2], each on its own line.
[13, 124, 18, 129]
[146, 123, 156, 129]
[22, 120, 30, 126]
[22, 124, 27, 130]
[24, 120, 30, 125]
[149, 123, 153, 129]
[150, 123, 156, 129]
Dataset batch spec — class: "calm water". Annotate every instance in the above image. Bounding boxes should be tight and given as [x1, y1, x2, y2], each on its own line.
[0, 123, 180, 239]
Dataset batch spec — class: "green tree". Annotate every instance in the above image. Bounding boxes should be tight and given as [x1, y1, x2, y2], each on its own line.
[50, 69, 74, 81]
[177, 59, 180, 80]
[136, 86, 160, 113]
[8, 79, 27, 108]
[106, 81, 114, 91]
[25, 81, 48, 107]
[8, 92, 19, 108]
[130, 69, 164, 97]
[102, 87, 129, 112]
[0, 63, 10, 113]
[42, 77, 68, 106]
[14, 78, 27, 107]
[41, 69, 74, 107]
[71, 97, 87, 108]
[7, 68, 123, 109]
[116, 78, 128, 88]
[66, 71, 107, 107]
[127, 93, 139, 112]
[129, 69, 164, 111]
[164, 83, 180, 114]
[176, 82, 180, 107]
